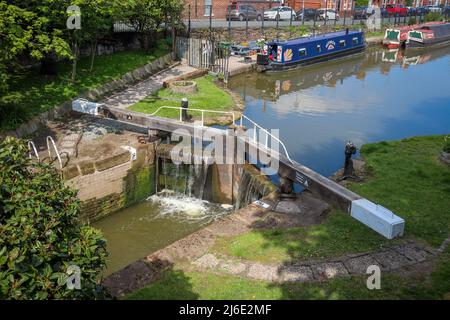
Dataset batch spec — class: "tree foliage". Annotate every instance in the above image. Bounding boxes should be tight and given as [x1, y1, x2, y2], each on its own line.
[0, 137, 108, 299]
[115, 0, 184, 51]
[0, 1, 71, 93]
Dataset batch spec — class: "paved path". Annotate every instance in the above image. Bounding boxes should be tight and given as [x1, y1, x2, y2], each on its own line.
[101, 64, 197, 109]
[192, 241, 439, 283]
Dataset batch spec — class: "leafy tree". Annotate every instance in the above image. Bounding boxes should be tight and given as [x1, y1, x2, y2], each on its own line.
[354, 0, 369, 7]
[0, 1, 71, 92]
[0, 137, 108, 299]
[115, 0, 184, 51]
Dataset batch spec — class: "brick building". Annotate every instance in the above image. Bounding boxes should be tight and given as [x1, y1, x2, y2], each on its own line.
[184, 0, 447, 19]
[184, 0, 283, 19]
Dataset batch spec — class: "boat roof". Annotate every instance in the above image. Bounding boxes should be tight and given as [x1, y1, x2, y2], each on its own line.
[416, 22, 450, 37]
[267, 30, 363, 46]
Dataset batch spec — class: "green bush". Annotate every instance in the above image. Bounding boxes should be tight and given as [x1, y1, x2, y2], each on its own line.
[424, 12, 443, 22]
[408, 17, 417, 25]
[444, 138, 450, 153]
[0, 137, 108, 299]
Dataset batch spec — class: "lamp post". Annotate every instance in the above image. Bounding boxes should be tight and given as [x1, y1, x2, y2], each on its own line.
[302, 0, 305, 25]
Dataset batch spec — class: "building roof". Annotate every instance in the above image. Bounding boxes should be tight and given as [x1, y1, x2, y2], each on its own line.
[268, 30, 363, 46]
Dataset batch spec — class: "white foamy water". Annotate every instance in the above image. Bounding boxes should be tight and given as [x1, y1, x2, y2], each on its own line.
[147, 191, 232, 222]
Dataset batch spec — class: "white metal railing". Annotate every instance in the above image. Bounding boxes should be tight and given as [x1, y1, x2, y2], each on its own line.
[149, 105, 293, 164]
[149, 105, 236, 127]
[235, 114, 294, 164]
[27, 141, 40, 162]
[46, 136, 63, 170]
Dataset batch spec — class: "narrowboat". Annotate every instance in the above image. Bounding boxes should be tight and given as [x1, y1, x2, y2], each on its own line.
[256, 29, 366, 72]
[383, 22, 445, 49]
[406, 22, 450, 49]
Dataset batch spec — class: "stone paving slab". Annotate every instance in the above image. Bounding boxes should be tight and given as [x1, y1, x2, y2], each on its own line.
[392, 244, 436, 263]
[193, 253, 220, 269]
[101, 64, 197, 109]
[218, 260, 248, 275]
[372, 249, 414, 270]
[344, 254, 380, 274]
[247, 263, 279, 282]
[312, 262, 349, 280]
[279, 266, 314, 282]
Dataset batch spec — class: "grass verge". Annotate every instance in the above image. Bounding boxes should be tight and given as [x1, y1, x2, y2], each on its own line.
[1, 44, 169, 131]
[210, 135, 450, 264]
[128, 75, 235, 124]
[126, 247, 450, 300]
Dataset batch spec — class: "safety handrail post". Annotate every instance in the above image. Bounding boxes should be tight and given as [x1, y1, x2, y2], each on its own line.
[46, 136, 63, 170]
[28, 141, 40, 161]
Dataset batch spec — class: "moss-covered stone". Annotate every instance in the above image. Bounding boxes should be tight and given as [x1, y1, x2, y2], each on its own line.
[62, 165, 80, 180]
[78, 160, 96, 175]
[123, 146, 156, 207]
[95, 151, 130, 171]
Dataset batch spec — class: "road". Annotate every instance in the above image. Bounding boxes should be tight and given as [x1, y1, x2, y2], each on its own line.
[114, 16, 421, 33]
[187, 16, 412, 29]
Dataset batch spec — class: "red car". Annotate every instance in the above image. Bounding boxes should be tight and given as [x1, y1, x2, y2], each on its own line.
[385, 4, 408, 16]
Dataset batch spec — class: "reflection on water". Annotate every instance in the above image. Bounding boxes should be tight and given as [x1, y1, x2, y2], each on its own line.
[93, 193, 232, 275]
[228, 46, 450, 177]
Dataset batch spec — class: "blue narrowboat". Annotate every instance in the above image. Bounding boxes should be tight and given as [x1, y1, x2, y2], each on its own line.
[256, 29, 366, 72]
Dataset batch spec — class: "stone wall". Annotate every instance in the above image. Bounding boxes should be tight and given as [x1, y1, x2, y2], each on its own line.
[65, 142, 158, 222]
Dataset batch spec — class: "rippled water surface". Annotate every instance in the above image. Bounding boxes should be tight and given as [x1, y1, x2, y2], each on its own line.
[228, 46, 450, 176]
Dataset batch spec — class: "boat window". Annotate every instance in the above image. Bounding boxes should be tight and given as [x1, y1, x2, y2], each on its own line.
[316, 45, 321, 53]
[340, 40, 346, 48]
[299, 48, 307, 56]
[352, 37, 358, 44]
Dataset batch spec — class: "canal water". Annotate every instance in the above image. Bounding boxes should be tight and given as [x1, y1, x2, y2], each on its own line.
[229, 46, 450, 177]
[94, 193, 232, 275]
[94, 46, 450, 276]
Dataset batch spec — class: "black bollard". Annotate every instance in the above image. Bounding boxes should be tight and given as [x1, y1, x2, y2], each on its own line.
[279, 176, 294, 195]
[181, 98, 189, 122]
[343, 141, 357, 177]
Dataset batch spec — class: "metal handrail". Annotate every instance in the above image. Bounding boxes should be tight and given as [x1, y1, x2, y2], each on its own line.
[46, 136, 63, 170]
[149, 105, 236, 126]
[148, 105, 293, 164]
[27, 141, 40, 162]
[236, 114, 294, 164]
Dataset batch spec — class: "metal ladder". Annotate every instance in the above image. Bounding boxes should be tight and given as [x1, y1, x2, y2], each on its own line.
[27, 136, 63, 170]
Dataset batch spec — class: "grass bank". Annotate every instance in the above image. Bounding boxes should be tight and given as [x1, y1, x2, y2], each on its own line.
[210, 135, 450, 263]
[126, 247, 450, 300]
[125, 135, 450, 300]
[1, 44, 169, 131]
[128, 75, 236, 125]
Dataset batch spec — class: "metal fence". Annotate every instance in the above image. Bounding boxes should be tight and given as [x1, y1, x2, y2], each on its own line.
[184, 4, 450, 38]
[176, 36, 230, 81]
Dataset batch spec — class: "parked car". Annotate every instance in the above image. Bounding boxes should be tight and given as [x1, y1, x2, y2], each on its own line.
[296, 8, 318, 21]
[226, 4, 263, 21]
[353, 6, 375, 19]
[443, 6, 450, 16]
[415, 6, 431, 16]
[264, 6, 296, 21]
[385, 4, 408, 17]
[317, 9, 340, 21]
[406, 6, 416, 16]
[427, 6, 442, 13]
